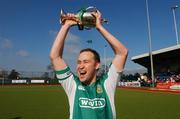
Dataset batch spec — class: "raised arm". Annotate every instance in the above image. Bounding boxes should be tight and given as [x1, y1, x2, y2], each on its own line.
[93, 11, 128, 72]
[49, 14, 78, 70]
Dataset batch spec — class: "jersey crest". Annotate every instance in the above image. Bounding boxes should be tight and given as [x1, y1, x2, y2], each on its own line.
[96, 84, 103, 93]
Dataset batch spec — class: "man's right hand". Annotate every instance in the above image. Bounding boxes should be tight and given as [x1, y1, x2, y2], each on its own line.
[63, 13, 81, 27]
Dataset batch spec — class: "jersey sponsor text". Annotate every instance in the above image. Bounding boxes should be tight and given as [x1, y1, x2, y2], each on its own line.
[79, 98, 105, 109]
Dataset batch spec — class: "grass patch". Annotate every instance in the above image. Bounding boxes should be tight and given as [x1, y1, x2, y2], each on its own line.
[0, 86, 179, 119]
[115, 88, 180, 119]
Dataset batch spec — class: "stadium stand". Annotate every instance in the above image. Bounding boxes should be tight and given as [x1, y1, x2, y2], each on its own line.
[131, 45, 180, 74]
[131, 45, 180, 89]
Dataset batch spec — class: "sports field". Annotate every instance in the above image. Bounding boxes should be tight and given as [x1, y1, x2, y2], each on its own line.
[0, 85, 179, 119]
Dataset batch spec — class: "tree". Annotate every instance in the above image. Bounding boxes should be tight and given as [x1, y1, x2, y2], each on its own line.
[47, 63, 55, 79]
[8, 69, 20, 79]
[41, 72, 49, 79]
[121, 73, 140, 81]
[0, 70, 8, 79]
[47, 63, 53, 70]
[97, 64, 109, 77]
[134, 73, 140, 79]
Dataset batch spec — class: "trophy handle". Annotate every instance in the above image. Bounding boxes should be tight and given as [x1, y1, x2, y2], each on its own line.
[78, 24, 84, 30]
[60, 9, 66, 24]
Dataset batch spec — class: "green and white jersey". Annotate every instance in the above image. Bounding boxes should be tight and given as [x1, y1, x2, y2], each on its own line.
[55, 64, 121, 119]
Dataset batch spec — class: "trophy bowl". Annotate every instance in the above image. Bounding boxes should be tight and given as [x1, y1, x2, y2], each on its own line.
[60, 6, 108, 30]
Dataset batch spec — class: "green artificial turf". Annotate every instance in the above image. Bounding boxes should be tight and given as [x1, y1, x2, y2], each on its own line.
[115, 88, 180, 119]
[0, 86, 179, 119]
[0, 86, 68, 119]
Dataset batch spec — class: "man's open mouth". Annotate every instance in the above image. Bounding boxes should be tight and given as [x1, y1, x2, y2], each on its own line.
[79, 71, 87, 76]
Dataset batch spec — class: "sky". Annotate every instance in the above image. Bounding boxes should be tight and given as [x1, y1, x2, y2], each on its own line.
[0, 0, 180, 73]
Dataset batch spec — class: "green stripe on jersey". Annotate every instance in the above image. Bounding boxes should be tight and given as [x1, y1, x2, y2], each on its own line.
[55, 67, 70, 74]
[55, 67, 72, 80]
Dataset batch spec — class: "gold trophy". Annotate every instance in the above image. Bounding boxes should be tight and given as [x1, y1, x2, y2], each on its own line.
[60, 6, 108, 30]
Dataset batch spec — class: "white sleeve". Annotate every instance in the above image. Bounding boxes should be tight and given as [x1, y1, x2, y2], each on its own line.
[104, 63, 122, 93]
[55, 67, 77, 118]
[104, 63, 122, 118]
[55, 67, 77, 98]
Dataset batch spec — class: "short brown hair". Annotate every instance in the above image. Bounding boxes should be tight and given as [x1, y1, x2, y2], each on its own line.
[80, 48, 100, 63]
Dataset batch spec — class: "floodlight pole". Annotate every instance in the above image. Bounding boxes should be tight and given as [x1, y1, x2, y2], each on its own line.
[104, 45, 107, 73]
[171, 5, 179, 45]
[145, 0, 155, 87]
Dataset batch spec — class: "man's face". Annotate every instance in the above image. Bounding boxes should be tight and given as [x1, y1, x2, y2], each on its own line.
[76, 51, 100, 84]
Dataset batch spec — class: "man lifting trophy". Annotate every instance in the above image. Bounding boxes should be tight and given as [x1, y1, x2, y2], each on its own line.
[50, 6, 128, 119]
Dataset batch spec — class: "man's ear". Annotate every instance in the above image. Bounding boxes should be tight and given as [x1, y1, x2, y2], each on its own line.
[95, 62, 100, 70]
